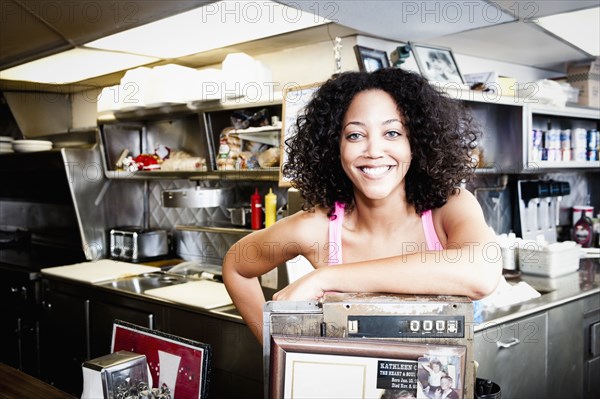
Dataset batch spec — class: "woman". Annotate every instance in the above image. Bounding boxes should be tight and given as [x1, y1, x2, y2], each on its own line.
[223, 68, 502, 343]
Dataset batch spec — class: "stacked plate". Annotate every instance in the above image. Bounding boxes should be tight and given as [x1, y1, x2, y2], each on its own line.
[12, 139, 53, 153]
[0, 136, 14, 154]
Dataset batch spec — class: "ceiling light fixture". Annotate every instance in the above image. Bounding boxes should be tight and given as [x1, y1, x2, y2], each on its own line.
[0, 48, 158, 84]
[85, 0, 330, 58]
[535, 7, 599, 56]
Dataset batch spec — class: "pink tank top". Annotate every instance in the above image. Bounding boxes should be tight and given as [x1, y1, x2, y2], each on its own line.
[328, 202, 442, 265]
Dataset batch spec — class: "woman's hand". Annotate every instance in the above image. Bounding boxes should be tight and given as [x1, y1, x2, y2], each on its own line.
[272, 268, 330, 301]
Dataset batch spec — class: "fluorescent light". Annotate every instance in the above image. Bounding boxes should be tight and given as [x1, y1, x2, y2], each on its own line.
[536, 7, 599, 56]
[0, 48, 158, 84]
[85, 0, 329, 58]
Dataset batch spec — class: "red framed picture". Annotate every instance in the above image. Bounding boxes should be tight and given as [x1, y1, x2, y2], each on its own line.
[111, 320, 211, 399]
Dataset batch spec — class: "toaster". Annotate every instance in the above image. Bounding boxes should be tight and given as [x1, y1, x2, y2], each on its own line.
[109, 226, 168, 262]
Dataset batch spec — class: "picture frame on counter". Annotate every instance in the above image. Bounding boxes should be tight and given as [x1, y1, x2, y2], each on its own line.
[279, 82, 322, 187]
[354, 45, 391, 72]
[410, 42, 464, 84]
[111, 320, 211, 399]
[269, 334, 467, 399]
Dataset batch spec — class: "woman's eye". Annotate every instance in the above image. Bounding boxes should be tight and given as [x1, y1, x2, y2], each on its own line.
[386, 130, 402, 138]
[346, 132, 363, 140]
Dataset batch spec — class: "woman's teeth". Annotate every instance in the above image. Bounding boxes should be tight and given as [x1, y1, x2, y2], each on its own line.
[360, 166, 390, 176]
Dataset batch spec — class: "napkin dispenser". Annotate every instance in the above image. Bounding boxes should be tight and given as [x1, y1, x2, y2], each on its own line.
[82, 350, 150, 399]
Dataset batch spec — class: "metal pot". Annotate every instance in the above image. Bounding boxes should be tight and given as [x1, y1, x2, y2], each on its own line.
[227, 207, 251, 227]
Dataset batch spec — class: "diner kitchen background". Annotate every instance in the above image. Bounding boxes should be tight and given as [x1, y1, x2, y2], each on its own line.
[0, 1, 599, 398]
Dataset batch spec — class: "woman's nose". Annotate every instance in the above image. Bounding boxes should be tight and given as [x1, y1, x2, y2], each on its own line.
[364, 136, 384, 158]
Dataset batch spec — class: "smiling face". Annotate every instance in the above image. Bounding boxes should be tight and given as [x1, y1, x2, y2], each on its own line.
[441, 377, 452, 390]
[340, 89, 411, 201]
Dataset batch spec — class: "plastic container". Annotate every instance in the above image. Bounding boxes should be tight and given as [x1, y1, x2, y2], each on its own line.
[264, 188, 277, 228]
[496, 233, 520, 271]
[518, 240, 580, 277]
[251, 188, 263, 230]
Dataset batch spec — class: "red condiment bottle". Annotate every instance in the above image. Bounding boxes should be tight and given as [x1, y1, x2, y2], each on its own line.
[251, 188, 263, 230]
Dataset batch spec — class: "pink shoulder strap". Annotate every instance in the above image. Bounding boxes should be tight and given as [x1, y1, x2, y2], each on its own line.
[328, 202, 344, 265]
[421, 209, 443, 250]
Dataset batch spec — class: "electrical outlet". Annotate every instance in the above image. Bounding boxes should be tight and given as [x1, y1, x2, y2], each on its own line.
[261, 268, 278, 290]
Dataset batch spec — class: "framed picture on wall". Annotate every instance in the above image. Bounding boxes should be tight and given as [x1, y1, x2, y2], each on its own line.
[279, 82, 322, 187]
[354, 45, 390, 72]
[410, 42, 464, 84]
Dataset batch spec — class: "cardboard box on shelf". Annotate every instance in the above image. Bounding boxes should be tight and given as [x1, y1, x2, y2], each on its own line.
[567, 58, 600, 108]
[463, 71, 516, 97]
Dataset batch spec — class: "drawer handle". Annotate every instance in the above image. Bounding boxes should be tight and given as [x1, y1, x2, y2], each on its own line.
[496, 337, 520, 348]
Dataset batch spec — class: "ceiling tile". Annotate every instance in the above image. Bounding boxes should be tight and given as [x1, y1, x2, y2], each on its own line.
[426, 20, 591, 68]
[0, 0, 209, 69]
[492, 0, 599, 18]
[277, 0, 515, 41]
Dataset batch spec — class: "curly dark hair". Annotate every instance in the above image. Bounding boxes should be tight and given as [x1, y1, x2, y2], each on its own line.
[282, 68, 479, 217]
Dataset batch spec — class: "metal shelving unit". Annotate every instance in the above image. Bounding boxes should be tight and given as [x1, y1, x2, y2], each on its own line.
[98, 97, 283, 182]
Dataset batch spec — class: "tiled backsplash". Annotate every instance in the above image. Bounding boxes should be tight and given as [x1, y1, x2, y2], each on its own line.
[148, 179, 286, 262]
[142, 172, 598, 263]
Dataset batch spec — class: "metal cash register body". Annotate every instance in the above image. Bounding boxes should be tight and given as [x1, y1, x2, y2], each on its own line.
[264, 293, 474, 399]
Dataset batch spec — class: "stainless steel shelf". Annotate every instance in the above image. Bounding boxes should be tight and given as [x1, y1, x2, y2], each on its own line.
[106, 96, 284, 122]
[176, 224, 253, 235]
[524, 161, 600, 171]
[104, 168, 280, 181]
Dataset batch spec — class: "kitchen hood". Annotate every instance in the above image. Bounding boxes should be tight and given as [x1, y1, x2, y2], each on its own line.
[1, 90, 71, 138]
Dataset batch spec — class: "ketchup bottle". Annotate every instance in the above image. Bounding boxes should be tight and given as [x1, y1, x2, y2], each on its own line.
[251, 188, 263, 230]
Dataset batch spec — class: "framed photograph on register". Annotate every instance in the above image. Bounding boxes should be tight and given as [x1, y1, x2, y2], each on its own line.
[410, 42, 464, 84]
[269, 335, 467, 399]
[354, 45, 391, 72]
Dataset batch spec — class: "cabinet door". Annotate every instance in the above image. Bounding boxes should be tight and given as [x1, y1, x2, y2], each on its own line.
[547, 299, 584, 398]
[474, 312, 547, 398]
[0, 270, 40, 376]
[40, 289, 89, 396]
[89, 300, 155, 359]
[166, 308, 263, 399]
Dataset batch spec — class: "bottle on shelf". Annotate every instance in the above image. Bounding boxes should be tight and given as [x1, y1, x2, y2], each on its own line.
[573, 198, 594, 248]
[574, 212, 594, 248]
[251, 188, 263, 230]
[265, 188, 277, 228]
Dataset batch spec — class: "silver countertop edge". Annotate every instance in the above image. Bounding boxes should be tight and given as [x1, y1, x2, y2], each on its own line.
[474, 286, 599, 332]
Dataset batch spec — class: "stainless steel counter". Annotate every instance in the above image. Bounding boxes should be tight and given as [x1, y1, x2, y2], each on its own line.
[475, 258, 600, 331]
[37, 257, 600, 328]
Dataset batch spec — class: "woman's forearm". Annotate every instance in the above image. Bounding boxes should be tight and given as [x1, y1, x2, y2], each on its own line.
[320, 247, 502, 299]
[222, 256, 268, 343]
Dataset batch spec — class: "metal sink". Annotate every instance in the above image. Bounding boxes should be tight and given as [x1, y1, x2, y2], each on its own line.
[98, 271, 188, 294]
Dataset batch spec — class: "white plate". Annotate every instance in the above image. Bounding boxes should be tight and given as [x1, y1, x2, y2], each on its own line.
[13, 142, 52, 148]
[13, 144, 52, 152]
[0, 136, 14, 143]
[0, 142, 12, 149]
[13, 139, 53, 146]
[14, 148, 52, 153]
